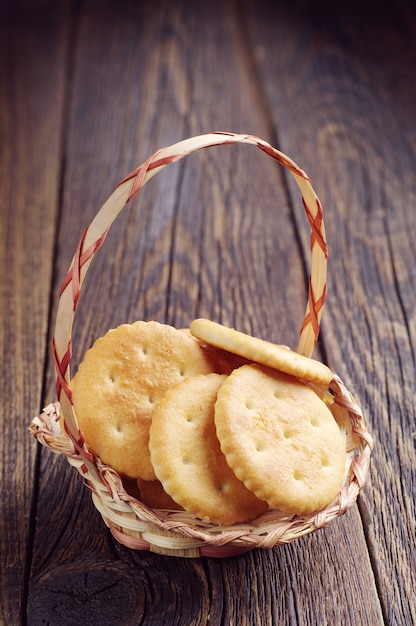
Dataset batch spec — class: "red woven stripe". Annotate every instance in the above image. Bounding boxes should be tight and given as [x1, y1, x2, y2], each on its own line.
[60, 229, 109, 296]
[55, 229, 109, 400]
[257, 140, 309, 180]
[212, 133, 310, 180]
[302, 197, 328, 257]
[71, 228, 85, 311]
[120, 152, 184, 203]
[119, 134, 314, 212]
[52, 336, 73, 402]
[59, 409, 95, 462]
[121, 154, 155, 203]
[300, 279, 327, 342]
[109, 526, 151, 551]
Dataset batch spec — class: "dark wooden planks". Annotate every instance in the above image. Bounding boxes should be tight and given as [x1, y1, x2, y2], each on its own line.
[26, 2, 312, 624]
[0, 1, 70, 624]
[16, 0, 415, 624]
[25, 1, 333, 625]
[246, 0, 416, 624]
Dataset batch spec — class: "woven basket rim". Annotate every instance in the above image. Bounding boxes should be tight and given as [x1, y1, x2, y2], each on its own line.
[31, 371, 372, 555]
[31, 132, 373, 556]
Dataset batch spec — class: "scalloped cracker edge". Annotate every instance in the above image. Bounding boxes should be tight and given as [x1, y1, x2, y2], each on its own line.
[190, 319, 333, 386]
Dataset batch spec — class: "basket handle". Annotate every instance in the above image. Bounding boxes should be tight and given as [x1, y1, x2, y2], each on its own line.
[53, 132, 328, 443]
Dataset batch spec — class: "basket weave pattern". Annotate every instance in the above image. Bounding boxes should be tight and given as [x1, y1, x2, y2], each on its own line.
[30, 133, 373, 557]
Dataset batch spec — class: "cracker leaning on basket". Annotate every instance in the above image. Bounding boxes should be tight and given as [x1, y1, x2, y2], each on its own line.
[190, 318, 333, 385]
[30, 132, 373, 557]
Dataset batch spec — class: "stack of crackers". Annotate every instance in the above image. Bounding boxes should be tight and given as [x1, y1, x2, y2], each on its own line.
[71, 319, 346, 525]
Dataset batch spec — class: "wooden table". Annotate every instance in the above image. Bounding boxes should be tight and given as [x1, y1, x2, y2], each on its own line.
[1, 0, 415, 624]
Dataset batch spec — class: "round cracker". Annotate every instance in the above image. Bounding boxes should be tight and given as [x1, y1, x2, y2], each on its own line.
[190, 318, 333, 386]
[72, 321, 216, 480]
[214, 364, 346, 514]
[149, 373, 269, 525]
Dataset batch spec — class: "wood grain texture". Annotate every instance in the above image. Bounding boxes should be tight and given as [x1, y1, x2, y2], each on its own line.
[246, 0, 416, 624]
[27, 4, 314, 625]
[1, 0, 414, 623]
[0, 1, 69, 623]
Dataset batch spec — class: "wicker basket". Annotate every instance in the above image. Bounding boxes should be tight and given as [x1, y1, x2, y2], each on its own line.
[30, 132, 373, 557]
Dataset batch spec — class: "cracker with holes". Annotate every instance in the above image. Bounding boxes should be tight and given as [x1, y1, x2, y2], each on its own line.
[149, 373, 269, 524]
[214, 364, 346, 514]
[190, 318, 333, 385]
[72, 321, 217, 480]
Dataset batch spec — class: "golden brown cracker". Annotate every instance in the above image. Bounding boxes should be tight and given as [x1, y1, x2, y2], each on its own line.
[149, 373, 268, 525]
[72, 321, 216, 480]
[190, 318, 333, 385]
[179, 328, 250, 374]
[214, 364, 346, 514]
[137, 479, 184, 510]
